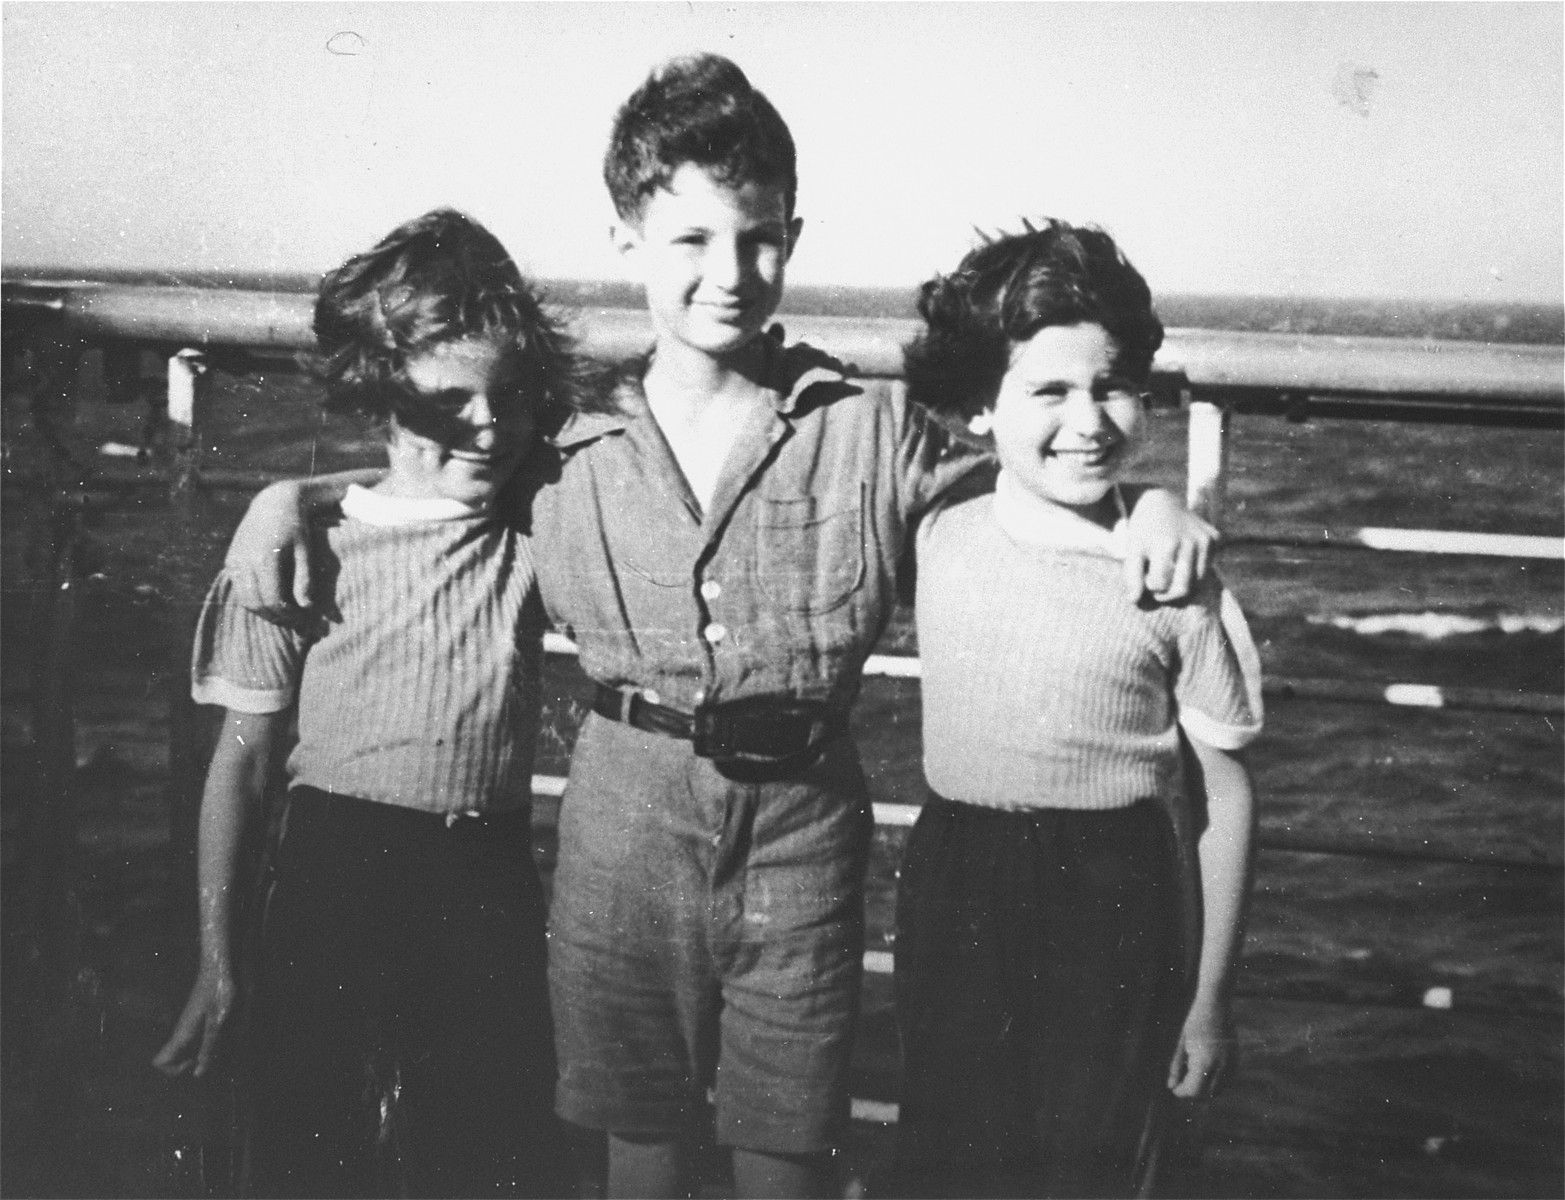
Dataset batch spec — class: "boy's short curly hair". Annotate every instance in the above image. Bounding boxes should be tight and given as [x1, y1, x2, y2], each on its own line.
[604, 54, 797, 222]
[312, 208, 602, 433]
[903, 219, 1164, 421]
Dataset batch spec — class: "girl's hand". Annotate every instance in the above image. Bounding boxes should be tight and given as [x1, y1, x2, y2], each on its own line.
[152, 964, 238, 1078]
[1123, 488, 1218, 602]
[224, 480, 314, 613]
[1167, 1004, 1236, 1100]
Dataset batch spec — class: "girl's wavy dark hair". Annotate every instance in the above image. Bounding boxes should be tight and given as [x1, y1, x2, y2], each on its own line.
[903, 219, 1164, 420]
[604, 54, 797, 221]
[311, 208, 608, 433]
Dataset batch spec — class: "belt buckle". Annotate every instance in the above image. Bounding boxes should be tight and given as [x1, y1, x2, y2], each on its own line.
[692, 701, 826, 762]
[691, 705, 738, 760]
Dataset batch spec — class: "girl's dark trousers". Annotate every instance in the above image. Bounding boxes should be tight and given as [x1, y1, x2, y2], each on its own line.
[889, 792, 1187, 1199]
[243, 786, 569, 1199]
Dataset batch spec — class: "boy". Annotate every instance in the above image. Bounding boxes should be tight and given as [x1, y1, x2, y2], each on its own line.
[154, 210, 583, 1197]
[889, 221, 1260, 1197]
[224, 56, 1214, 1198]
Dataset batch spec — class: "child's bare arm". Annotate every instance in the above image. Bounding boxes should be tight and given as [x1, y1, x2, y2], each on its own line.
[1123, 486, 1219, 603]
[1167, 737, 1255, 1100]
[224, 471, 383, 611]
[153, 708, 282, 1078]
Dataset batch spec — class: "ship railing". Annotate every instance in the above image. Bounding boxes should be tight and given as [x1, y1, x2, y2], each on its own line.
[8, 276, 1560, 696]
[4, 278, 1562, 1148]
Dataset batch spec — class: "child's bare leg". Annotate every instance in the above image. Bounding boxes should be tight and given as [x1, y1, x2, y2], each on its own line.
[607, 1132, 686, 1199]
[732, 1147, 835, 1199]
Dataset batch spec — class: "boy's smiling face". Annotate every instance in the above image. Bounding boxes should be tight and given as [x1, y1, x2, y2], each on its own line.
[615, 163, 801, 362]
[971, 322, 1147, 519]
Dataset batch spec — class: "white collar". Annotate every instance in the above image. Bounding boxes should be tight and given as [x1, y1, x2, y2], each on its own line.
[341, 484, 489, 527]
[991, 471, 1128, 556]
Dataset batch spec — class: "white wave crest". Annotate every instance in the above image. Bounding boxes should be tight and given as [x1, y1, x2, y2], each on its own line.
[1309, 611, 1565, 639]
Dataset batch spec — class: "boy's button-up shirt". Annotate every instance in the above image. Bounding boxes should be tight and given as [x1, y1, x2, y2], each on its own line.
[522, 339, 989, 715]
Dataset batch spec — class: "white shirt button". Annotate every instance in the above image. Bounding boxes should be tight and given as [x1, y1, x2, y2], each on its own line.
[700, 579, 722, 601]
[704, 622, 728, 644]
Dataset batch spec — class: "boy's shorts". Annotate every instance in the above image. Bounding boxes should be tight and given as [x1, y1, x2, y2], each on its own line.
[549, 712, 873, 1154]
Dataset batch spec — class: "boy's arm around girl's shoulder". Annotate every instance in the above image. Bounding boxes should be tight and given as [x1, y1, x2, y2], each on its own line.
[1119, 483, 1222, 604]
[223, 468, 383, 614]
[153, 707, 285, 1079]
[890, 383, 997, 516]
[762, 332, 996, 524]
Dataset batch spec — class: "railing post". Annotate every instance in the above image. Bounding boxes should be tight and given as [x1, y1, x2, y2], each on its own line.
[1186, 395, 1231, 526]
[166, 349, 207, 498]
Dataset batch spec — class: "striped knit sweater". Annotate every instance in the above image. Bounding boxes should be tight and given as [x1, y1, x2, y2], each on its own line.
[191, 486, 544, 814]
[915, 478, 1263, 812]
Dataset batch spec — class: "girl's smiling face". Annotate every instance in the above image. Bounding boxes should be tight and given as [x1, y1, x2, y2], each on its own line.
[970, 322, 1146, 521]
[379, 335, 537, 508]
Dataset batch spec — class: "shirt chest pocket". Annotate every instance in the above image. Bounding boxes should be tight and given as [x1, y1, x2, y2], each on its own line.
[754, 490, 865, 614]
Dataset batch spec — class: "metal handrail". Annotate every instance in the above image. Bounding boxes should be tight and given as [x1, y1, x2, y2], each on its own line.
[5, 278, 1562, 415]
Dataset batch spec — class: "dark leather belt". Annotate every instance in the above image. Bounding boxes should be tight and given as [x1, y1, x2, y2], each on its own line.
[592, 683, 847, 770]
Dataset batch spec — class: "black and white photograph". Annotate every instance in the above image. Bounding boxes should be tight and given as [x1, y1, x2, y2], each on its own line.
[3, 4, 1561, 1197]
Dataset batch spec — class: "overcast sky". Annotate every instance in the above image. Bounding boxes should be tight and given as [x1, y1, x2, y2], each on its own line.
[3, 2, 1561, 303]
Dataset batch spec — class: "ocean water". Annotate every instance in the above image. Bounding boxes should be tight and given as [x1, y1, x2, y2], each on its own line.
[1, 289, 1561, 1197]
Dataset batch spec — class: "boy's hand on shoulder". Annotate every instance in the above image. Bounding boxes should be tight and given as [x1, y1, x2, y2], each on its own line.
[1167, 1004, 1236, 1100]
[225, 480, 315, 614]
[1122, 486, 1219, 603]
[152, 963, 238, 1078]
